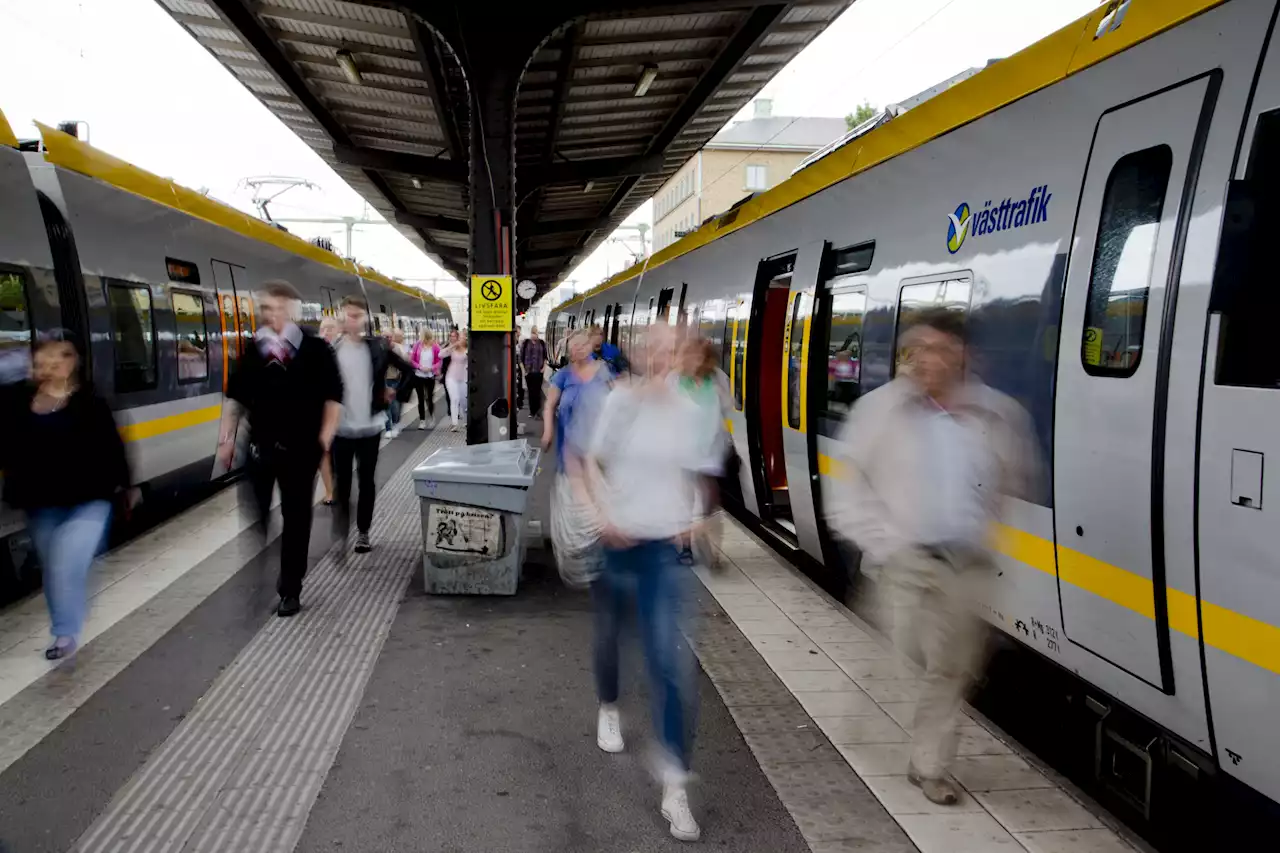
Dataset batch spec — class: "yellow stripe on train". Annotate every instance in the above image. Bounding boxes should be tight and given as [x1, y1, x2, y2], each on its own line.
[117, 404, 221, 443]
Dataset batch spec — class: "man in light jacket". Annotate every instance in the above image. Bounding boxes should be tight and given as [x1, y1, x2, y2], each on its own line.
[825, 308, 1038, 806]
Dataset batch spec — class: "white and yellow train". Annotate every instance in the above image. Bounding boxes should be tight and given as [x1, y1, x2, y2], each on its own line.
[0, 115, 452, 603]
[550, 0, 1280, 836]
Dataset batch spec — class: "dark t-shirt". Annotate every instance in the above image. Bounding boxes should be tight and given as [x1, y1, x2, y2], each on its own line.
[228, 332, 342, 455]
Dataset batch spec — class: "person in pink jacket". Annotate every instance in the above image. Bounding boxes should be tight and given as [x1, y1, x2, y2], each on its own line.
[408, 329, 441, 430]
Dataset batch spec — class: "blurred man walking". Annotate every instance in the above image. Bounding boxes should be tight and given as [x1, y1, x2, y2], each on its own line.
[519, 326, 549, 418]
[826, 308, 1037, 805]
[219, 281, 342, 618]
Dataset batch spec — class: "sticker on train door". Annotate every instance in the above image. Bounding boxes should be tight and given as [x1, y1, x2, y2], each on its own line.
[1083, 326, 1104, 366]
[427, 504, 502, 555]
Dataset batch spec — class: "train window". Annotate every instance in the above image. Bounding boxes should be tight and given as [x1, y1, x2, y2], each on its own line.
[165, 258, 200, 285]
[819, 289, 867, 437]
[107, 282, 157, 392]
[171, 291, 208, 383]
[786, 293, 810, 429]
[1080, 145, 1172, 377]
[894, 275, 972, 375]
[1213, 110, 1280, 388]
[612, 303, 622, 345]
[0, 267, 32, 356]
[831, 242, 875, 276]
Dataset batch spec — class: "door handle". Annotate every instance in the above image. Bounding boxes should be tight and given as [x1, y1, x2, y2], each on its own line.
[1231, 449, 1263, 510]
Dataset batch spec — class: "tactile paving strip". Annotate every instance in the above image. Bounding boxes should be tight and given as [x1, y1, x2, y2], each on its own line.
[70, 428, 462, 853]
[686, 558, 921, 853]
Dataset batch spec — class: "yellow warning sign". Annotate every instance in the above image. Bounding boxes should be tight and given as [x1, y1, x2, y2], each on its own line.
[470, 275, 513, 332]
[1083, 326, 1103, 366]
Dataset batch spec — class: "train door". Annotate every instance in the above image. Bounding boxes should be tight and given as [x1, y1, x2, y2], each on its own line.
[210, 259, 245, 390]
[1053, 76, 1218, 691]
[725, 296, 756, 513]
[811, 242, 875, 591]
[747, 245, 824, 554]
[1198, 51, 1280, 797]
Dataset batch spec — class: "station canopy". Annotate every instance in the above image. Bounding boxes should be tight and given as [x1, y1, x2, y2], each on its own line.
[160, 0, 851, 297]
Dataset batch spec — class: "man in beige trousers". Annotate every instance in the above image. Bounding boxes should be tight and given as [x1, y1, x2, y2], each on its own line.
[826, 308, 1038, 805]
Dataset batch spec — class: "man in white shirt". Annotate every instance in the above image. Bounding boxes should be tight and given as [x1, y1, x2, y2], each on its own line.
[331, 296, 413, 554]
[826, 308, 1038, 806]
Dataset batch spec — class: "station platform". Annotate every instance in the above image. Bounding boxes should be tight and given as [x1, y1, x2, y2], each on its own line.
[0, 411, 1148, 853]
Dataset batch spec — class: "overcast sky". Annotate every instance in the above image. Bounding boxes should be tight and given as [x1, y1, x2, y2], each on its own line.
[0, 0, 1099, 305]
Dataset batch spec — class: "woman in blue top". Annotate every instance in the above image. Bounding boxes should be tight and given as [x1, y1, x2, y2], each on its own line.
[541, 329, 612, 468]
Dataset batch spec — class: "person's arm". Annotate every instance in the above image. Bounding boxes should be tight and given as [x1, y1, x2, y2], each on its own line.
[216, 400, 242, 469]
[824, 392, 907, 564]
[541, 370, 566, 450]
[318, 340, 344, 453]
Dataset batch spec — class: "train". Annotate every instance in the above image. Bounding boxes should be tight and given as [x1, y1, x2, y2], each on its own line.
[548, 0, 1280, 836]
[0, 113, 452, 604]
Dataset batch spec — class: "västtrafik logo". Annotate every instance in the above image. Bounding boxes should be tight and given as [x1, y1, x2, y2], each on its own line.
[946, 184, 1052, 255]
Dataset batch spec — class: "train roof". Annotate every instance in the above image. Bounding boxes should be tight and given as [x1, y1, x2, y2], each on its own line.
[0, 111, 449, 315]
[551, 0, 1224, 313]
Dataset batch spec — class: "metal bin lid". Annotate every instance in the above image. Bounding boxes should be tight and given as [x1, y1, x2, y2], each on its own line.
[411, 438, 539, 488]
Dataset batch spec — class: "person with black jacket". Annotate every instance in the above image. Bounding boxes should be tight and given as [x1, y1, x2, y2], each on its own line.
[218, 280, 343, 618]
[331, 295, 416, 554]
[2, 331, 132, 659]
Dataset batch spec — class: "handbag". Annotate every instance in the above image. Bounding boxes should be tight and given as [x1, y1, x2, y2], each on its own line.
[550, 472, 603, 589]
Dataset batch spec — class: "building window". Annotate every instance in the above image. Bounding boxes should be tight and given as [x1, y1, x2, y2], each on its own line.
[745, 164, 768, 191]
[107, 282, 157, 392]
[172, 291, 209, 382]
[1081, 145, 1172, 376]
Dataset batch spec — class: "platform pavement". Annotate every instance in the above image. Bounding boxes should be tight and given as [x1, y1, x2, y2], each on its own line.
[0, 403, 1145, 853]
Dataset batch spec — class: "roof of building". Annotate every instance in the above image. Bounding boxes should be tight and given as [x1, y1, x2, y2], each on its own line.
[706, 114, 848, 151]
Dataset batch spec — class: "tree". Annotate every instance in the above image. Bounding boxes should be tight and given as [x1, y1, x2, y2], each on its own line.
[845, 102, 877, 130]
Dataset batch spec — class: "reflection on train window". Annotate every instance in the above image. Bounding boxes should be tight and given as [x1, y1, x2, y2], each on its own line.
[172, 291, 208, 383]
[731, 301, 747, 411]
[1216, 110, 1280, 388]
[237, 296, 254, 353]
[820, 289, 866, 436]
[0, 268, 32, 354]
[107, 282, 157, 392]
[894, 276, 972, 375]
[1081, 145, 1172, 377]
[786, 293, 809, 429]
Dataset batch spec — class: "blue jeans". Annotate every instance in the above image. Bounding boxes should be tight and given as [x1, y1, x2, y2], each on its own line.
[386, 379, 402, 431]
[28, 501, 112, 639]
[594, 540, 695, 770]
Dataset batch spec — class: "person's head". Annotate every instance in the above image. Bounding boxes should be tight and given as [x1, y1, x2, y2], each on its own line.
[638, 324, 677, 379]
[420, 328, 434, 345]
[566, 328, 592, 365]
[449, 329, 460, 344]
[589, 324, 604, 352]
[530, 326, 540, 340]
[678, 337, 717, 379]
[454, 331, 467, 351]
[33, 330, 80, 389]
[391, 329, 405, 345]
[901, 308, 967, 398]
[340, 295, 368, 337]
[319, 316, 339, 343]
[258, 280, 301, 334]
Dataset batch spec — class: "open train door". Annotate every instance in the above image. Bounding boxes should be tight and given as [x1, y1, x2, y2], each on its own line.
[745, 243, 825, 560]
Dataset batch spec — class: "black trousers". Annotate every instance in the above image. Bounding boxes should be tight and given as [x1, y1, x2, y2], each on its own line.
[331, 433, 381, 536]
[415, 375, 436, 421]
[516, 363, 525, 408]
[525, 372, 544, 417]
[248, 443, 321, 599]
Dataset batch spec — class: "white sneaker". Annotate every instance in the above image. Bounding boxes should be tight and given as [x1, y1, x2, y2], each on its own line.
[418, 421, 426, 430]
[661, 782, 700, 842]
[596, 705, 624, 753]
[388, 427, 401, 438]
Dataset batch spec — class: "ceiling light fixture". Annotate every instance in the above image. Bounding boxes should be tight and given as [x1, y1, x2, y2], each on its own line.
[411, 177, 423, 189]
[633, 64, 658, 98]
[335, 49, 363, 86]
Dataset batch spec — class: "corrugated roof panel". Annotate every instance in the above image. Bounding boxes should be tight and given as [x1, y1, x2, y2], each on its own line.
[164, 0, 216, 16]
[262, 0, 407, 29]
[312, 79, 431, 105]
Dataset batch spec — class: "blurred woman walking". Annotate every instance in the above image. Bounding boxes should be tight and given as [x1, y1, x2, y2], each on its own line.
[440, 331, 468, 432]
[2, 332, 131, 660]
[409, 329, 441, 430]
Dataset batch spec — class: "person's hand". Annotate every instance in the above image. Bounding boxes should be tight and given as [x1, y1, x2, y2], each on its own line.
[600, 523, 633, 549]
[320, 431, 335, 453]
[126, 487, 141, 510]
[541, 429, 553, 452]
[217, 439, 234, 470]
[383, 387, 395, 403]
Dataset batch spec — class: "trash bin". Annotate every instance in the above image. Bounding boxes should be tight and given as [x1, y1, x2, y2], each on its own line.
[488, 398, 511, 442]
[412, 438, 541, 595]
